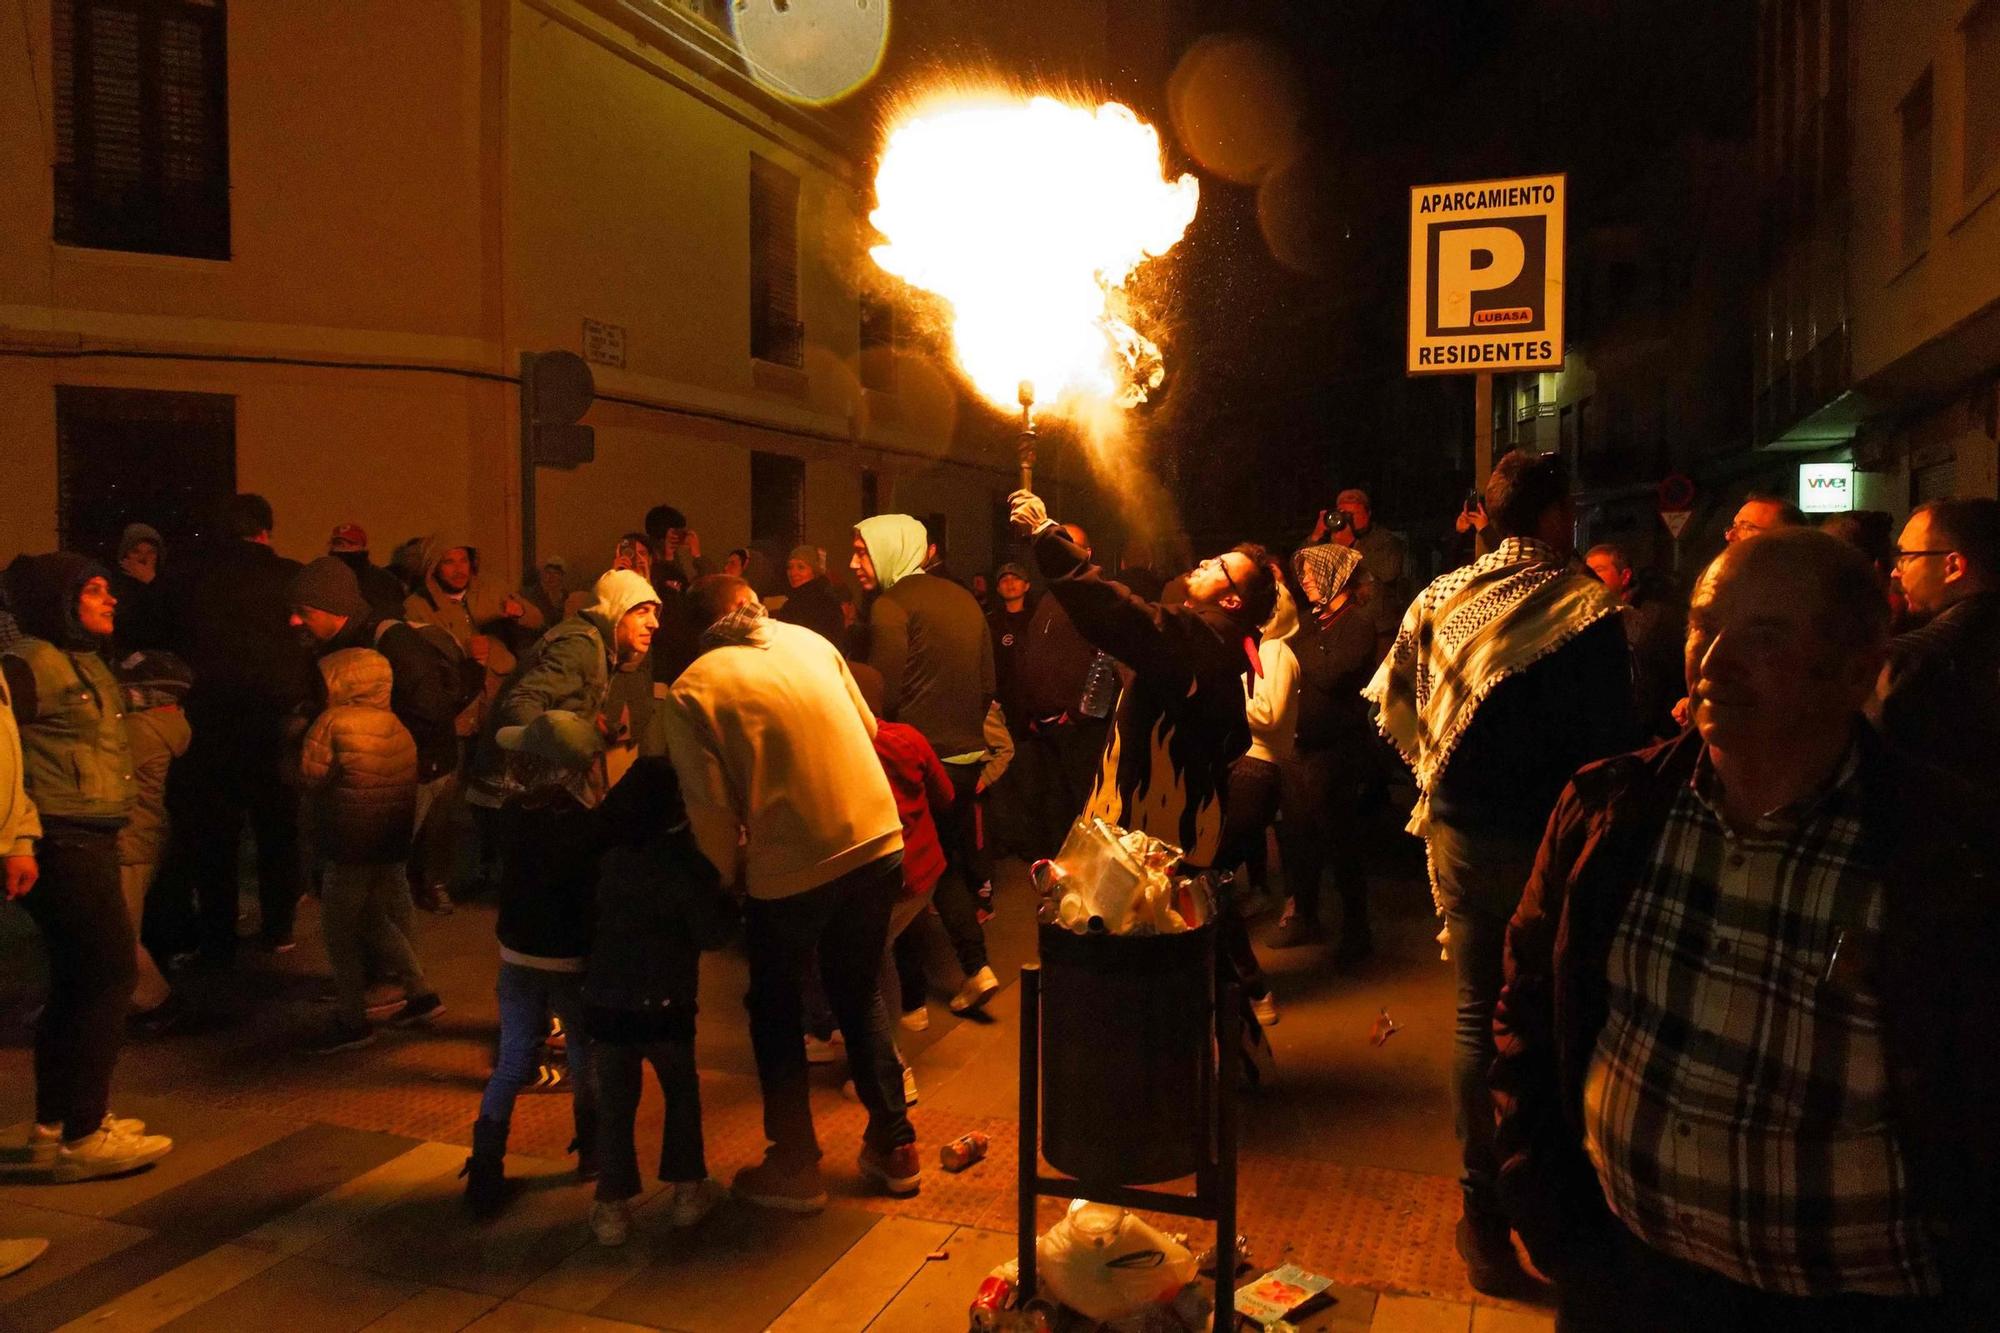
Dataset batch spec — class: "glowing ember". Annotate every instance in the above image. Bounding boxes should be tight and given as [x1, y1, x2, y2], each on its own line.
[869, 93, 1199, 415]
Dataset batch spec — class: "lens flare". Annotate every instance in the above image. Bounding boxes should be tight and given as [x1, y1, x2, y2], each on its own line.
[868, 92, 1199, 418]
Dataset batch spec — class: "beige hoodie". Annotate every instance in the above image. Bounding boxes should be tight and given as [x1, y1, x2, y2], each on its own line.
[650, 617, 902, 899]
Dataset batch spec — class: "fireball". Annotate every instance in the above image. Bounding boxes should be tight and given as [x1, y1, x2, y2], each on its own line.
[868, 93, 1199, 417]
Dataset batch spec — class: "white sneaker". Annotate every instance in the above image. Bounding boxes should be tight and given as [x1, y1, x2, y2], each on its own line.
[52, 1125, 173, 1182]
[25, 1114, 145, 1169]
[899, 1006, 930, 1033]
[1251, 992, 1281, 1027]
[803, 1032, 844, 1065]
[590, 1198, 631, 1247]
[665, 1177, 727, 1229]
[949, 966, 1000, 1015]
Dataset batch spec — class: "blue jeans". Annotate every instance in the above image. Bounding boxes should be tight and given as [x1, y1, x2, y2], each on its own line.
[1426, 821, 1540, 1223]
[478, 961, 591, 1128]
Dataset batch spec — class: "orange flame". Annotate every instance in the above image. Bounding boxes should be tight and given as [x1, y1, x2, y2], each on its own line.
[868, 91, 1199, 416]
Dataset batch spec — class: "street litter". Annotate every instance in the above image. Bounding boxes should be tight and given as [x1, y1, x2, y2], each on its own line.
[1234, 1263, 1335, 1327]
[1035, 1200, 1198, 1321]
[1032, 818, 1211, 936]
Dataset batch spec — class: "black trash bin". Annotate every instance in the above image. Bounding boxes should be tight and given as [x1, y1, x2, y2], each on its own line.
[1036, 922, 1215, 1187]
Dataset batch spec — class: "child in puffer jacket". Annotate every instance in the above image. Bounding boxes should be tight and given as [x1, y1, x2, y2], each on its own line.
[582, 757, 735, 1247]
[299, 647, 441, 1053]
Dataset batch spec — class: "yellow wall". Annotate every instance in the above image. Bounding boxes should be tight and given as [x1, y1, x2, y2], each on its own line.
[1849, 0, 2000, 382]
[1, 0, 1038, 582]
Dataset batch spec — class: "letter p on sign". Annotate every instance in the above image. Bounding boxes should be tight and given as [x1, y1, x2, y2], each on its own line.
[1437, 228, 1525, 330]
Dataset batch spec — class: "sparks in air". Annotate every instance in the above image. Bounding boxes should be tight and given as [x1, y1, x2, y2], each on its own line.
[868, 92, 1200, 417]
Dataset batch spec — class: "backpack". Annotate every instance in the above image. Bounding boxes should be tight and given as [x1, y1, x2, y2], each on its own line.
[373, 619, 484, 714]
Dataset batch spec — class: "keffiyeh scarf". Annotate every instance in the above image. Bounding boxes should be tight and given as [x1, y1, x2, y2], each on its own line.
[1364, 537, 1619, 822]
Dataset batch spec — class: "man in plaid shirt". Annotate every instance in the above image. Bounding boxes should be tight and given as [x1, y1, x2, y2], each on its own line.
[1493, 530, 2000, 1331]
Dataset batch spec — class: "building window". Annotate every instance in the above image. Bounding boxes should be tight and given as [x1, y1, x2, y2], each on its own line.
[1967, 1, 2000, 196]
[56, 385, 235, 561]
[1899, 70, 1933, 262]
[860, 468, 879, 517]
[750, 451, 805, 548]
[860, 294, 896, 392]
[749, 155, 803, 368]
[53, 0, 229, 259]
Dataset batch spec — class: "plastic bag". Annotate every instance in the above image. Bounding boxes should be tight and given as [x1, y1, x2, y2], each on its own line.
[1041, 818, 1203, 936]
[1034, 1200, 1198, 1321]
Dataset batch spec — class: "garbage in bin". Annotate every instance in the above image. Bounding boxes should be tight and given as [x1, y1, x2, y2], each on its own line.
[1035, 1200, 1198, 1322]
[1033, 818, 1212, 936]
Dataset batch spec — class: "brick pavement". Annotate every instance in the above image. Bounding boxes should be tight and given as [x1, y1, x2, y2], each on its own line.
[0, 848, 1553, 1331]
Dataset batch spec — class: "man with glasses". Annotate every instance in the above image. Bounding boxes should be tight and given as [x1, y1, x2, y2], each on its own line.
[1007, 490, 1275, 873]
[1724, 492, 1806, 545]
[1873, 499, 2000, 794]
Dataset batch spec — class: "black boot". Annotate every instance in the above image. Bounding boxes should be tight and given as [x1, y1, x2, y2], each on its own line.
[461, 1116, 510, 1218]
[569, 1102, 599, 1182]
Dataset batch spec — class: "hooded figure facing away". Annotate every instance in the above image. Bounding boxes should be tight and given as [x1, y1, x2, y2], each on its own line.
[850, 516, 1002, 1017]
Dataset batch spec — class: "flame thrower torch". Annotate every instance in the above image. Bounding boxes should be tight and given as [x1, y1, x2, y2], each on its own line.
[1016, 380, 1038, 493]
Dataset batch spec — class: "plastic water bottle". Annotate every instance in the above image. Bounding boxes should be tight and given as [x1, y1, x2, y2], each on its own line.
[1078, 650, 1118, 719]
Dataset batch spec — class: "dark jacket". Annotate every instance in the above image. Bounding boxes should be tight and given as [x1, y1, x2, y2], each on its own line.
[321, 611, 469, 782]
[1491, 728, 2000, 1315]
[1291, 598, 1378, 762]
[1034, 526, 1251, 868]
[1429, 616, 1639, 842]
[495, 788, 597, 965]
[161, 538, 312, 755]
[109, 570, 171, 654]
[987, 596, 1038, 732]
[584, 759, 734, 1040]
[773, 575, 846, 648]
[867, 571, 995, 758]
[1016, 591, 1101, 724]
[1872, 591, 2000, 797]
[333, 551, 411, 619]
[1622, 573, 1687, 741]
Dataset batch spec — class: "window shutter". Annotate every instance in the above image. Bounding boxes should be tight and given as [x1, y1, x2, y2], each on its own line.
[56, 386, 236, 560]
[750, 155, 802, 367]
[750, 452, 806, 548]
[54, 0, 228, 258]
[859, 294, 896, 391]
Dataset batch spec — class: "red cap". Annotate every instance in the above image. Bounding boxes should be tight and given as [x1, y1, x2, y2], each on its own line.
[329, 523, 368, 552]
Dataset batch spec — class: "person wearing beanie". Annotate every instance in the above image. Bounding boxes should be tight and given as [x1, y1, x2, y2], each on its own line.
[288, 555, 483, 915]
[466, 570, 659, 808]
[109, 523, 168, 653]
[772, 544, 845, 648]
[851, 515, 1001, 1017]
[327, 523, 409, 619]
[2, 553, 174, 1181]
[112, 650, 194, 1031]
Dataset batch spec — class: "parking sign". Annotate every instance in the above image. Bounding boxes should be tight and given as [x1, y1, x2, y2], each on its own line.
[1408, 174, 1565, 375]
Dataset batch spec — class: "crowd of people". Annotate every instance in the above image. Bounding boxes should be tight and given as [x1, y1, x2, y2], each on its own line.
[3, 460, 1997, 1326]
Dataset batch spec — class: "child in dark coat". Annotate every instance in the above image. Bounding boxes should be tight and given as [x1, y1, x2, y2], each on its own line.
[583, 757, 735, 1246]
[463, 709, 604, 1216]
